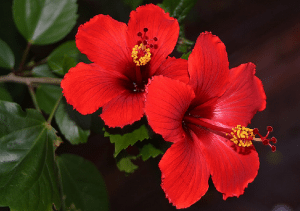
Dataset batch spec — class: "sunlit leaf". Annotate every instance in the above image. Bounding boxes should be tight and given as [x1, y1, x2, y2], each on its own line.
[13, 0, 78, 45]
[116, 156, 138, 174]
[57, 154, 109, 211]
[0, 38, 15, 69]
[0, 101, 60, 210]
[55, 100, 90, 145]
[47, 41, 80, 75]
[36, 84, 62, 114]
[104, 124, 149, 157]
[139, 143, 163, 161]
[181, 51, 191, 60]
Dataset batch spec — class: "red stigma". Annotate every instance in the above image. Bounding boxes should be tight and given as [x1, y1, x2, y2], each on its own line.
[136, 28, 159, 50]
[254, 126, 277, 152]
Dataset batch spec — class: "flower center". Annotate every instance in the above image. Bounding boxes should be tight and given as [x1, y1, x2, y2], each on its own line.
[227, 125, 255, 147]
[183, 116, 277, 152]
[131, 27, 158, 66]
[131, 43, 151, 66]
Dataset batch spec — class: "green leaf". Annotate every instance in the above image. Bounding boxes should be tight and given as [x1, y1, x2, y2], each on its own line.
[36, 84, 62, 114]
[161, 0, 197, 23]
[57, 154, 109, 211]
[176, 29, 194, 53]
[32, 64, 58, 78]
[62, 55, 77, 74]
[13, 0, 78, 45]
[55, 100, 90, 145]
[0, 101, 60, 210]
[0, 87, 13, 102]
[104, 124, 149, 157]
[123, 0, 143, 10]
[90, 109, 105, 134]
[181, 51, 191, 60]
[47, 41, 80, 75]
[116, 156, 138, 174]
[139, 143, 163, 161]
[0, 38, 15, 69]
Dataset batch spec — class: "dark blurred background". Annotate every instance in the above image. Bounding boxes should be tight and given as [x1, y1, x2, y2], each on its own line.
[1, 0, 300, 210]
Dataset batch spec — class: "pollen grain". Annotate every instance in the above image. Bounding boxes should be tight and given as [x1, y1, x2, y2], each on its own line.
[228, 125, 254, 147]
[131, 43, 151, 66]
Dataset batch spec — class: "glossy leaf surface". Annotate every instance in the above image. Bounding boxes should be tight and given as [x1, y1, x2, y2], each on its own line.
[47, 41, 80, 75]
[0, 101, 60, 210]
[32, 64, 58, 78]
[55, 100, 90, 144]
[0, 39, 15, 69]
[13, 0, 78, 45]
[162, 0, 197, 23]
[57, 154, 109, 211]
[36, 84, 62, 114]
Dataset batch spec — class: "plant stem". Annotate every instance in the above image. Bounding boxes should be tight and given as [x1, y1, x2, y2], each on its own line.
[28, 85, 42, 113]
[0, 72, 62, 85]
[47, 93, 63, 124]
[18, 42, 32, 72]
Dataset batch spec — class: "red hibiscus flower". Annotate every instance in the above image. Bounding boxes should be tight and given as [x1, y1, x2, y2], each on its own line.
[61, 4, 188, 128]
[145, 32, 276, 208]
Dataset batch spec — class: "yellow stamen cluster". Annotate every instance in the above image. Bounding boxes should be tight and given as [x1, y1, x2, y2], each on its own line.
[131, 43, 151, 66]
[228, 125, 255, 147]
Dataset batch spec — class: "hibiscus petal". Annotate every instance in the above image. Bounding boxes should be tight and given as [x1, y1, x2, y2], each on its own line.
[100, 91, 144, 128]
[212, 63, 267, 126]
[76, 14, 133, 76]
[159, 131, 210, 209]
[145, 76, 195, 143]
[200, 132, 259, 200]
[188, 32, 230, 105]
[127, 4, 179, 71]
[61, 62, 129, 115]
[151, 57, 189, 84]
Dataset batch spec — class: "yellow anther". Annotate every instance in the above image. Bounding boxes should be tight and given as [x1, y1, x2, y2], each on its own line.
[131, 43, 151, 66]
[229, 125, 255, 147]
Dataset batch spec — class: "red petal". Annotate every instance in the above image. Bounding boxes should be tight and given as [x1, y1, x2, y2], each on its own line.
[212, 63, 267, 126]
[188, 32, 229, 105]
[100, 91, 144, 128]
[201, 132, 259, 199]
[151, 57, 189, 84]
[145, 76, 195, 143]
[159, 131, 210, 209]
[61, 62, 129, 115]
[76, 14, 133, 76]
[127, 4, 179, 70]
